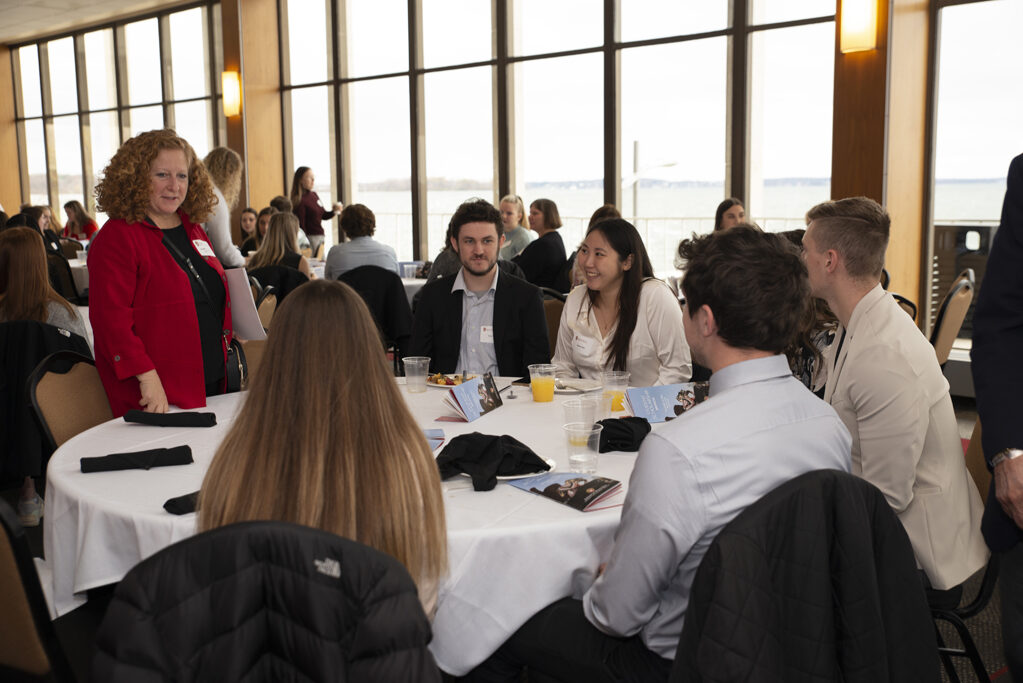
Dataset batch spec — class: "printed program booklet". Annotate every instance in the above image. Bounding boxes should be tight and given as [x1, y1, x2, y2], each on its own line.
[423, 428, 445, 450]
[508, 472, 623, 512]
[438, 373, 503, 422]
[626, 382, 710, 423]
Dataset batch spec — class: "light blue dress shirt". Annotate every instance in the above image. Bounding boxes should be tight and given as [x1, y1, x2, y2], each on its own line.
[453, 266, 499, 376]
[583, 354, 852, 659]
[323, 236, 399, 280]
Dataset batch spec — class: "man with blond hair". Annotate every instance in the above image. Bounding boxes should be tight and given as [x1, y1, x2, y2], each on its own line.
[802, 196, 988, 592]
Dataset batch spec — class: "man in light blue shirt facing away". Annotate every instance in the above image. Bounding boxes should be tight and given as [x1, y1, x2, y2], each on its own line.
[467, 226, 851, 683]
[323, 203, 398, 280]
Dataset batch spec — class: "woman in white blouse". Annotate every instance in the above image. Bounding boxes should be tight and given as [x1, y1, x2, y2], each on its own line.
[552, 218, 691, 387]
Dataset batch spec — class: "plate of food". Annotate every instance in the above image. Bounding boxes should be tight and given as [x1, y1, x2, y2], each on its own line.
[460, 458, 558, 481]
[427, 373, 477, 388]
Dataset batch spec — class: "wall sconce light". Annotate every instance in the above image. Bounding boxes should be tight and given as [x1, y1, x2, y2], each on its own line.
[840, 0, 878, 53]
[222, 70, 241, 117]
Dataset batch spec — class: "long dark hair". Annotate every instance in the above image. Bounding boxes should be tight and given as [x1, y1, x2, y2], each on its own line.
[714, 198, 743, 232]
[289, 166, 311, 207]
[584, 218, 654, 372]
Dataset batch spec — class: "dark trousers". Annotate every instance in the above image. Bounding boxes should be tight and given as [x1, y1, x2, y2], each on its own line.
[463, 598, 672, 683]
[1001, 542, 1023, 678]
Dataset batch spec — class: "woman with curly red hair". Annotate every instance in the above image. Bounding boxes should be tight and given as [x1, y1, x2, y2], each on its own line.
[89, 129, 233, 416]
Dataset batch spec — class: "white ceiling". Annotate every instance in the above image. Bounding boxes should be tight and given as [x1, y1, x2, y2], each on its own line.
[0, 0, 192, 46]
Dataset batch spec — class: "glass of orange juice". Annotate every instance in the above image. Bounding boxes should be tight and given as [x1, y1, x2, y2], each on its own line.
[601, 370, 631, 413]
[527, 363, 557, 402]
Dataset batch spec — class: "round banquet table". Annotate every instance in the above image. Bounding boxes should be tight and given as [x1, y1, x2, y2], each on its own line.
[44, 379, 657, 675]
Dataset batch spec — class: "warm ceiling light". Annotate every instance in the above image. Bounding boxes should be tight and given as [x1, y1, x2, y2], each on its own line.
[840, 0, 878, 54]
[222, 70, 241, 117]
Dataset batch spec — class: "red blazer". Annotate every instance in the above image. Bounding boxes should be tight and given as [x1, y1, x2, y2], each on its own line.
[88, 212, 233, 417]
[63, 220, 98, 241]
[294, 190, 332, 237]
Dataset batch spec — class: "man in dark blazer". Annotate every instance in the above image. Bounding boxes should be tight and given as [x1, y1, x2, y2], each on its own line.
[409, 198, 550, 378]
[972, 152, 1023, 676]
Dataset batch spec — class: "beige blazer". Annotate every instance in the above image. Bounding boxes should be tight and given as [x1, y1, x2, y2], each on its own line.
[824, 284, 988, 590]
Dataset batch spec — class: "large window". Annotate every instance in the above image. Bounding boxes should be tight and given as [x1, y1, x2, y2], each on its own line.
[933, 0, 1023, 224]
[11, 3, 222, 226]
[273, 0, 834, 272]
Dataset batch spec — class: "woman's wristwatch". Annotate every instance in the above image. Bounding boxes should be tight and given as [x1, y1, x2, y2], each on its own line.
[991, 448, 1023, 468]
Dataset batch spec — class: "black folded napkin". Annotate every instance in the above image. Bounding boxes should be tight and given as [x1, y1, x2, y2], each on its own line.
[597, 417, 652, 453]
[80, 445, 194, 473]
[164, 490, 199, 515]
[436, 432, 551, 492]
[123, 410, 217, 428]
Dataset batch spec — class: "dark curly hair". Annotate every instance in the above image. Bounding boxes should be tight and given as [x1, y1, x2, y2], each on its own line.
[95, 129, 216, 224]
[340, 204, 376, 238]
[449, 198, 502, 241]
[678, 226, 809, 354]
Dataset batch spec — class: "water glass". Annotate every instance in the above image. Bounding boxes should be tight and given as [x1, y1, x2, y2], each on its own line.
[401, 263, 419, 278]
[402, 356, 431, 393]
[601, 370, 631, 413]
[564, 422, 603, 474]
[528, 363, 557, 403]
[563, 396, 601, 427]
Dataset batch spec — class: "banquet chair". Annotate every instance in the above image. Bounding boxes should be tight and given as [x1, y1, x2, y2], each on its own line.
[880, 267, 891, 290]
[59, 238, 83, 261]
[313, 242, 324, 259]
[930, 417, 997, 683]
[892, 293, 918, 321]
[248, 265, 309, 303]
[46, 253, 87, 305]
[29, 351, 112, 451]
[672, 470, 937, 683]
[339, 265, 413, 375]
[930, 269, 975, 366]
[240, 339, 267, 385]
[256, 291, 277, 332]
[0, 498, 77, 682]
[543, 298, 563, 358]
[91, 520, 441, 682]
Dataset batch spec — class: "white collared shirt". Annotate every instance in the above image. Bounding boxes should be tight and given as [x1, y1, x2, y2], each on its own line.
[453, 266, 499, 376]
[551, 279, 692, 386]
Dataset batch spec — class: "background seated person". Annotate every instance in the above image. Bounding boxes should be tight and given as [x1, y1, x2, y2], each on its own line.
[713, 197, 745, 232]
[409, 198, 549, 378]
[552, 218, 691, 387]
[803, 196, 987, 591]
[512, 198, 567, 291]
[498, 194, 534, 260]
[469, 227, 851, 682]
[240, 206, 273, 257]
[247, 213, 315, 280]
[324, 203, 398, 280]
[198, 280, 446, 615]
[62, 200, 99, 241]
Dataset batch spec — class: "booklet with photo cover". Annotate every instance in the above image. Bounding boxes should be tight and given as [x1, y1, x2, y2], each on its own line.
[438, 372, 503, 422]
[508, 472, 623, 512]
[626, 382, 710, 423]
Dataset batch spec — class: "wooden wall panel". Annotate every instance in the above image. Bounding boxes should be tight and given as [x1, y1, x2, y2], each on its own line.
[221, 0, 284, 241]
[0, 47, 22, 213]
[832, 0, 929, 318]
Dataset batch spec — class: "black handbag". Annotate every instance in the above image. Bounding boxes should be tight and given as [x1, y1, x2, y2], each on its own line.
[160, 228, 246, 393]
[225, 338, 247, 392]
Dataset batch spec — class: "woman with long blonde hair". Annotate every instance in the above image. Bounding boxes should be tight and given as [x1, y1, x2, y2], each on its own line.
[246, 212, 315, 279]
[0, 227, 89, 525]
[198, 279, 447, 612]
[201, 147, 245, 267]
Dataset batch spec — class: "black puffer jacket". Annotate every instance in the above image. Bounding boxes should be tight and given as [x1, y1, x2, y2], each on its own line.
[92, 520, 441, 682]
[672, 469, 938, 683]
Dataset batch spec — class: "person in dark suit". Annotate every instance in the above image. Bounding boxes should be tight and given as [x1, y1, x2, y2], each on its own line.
[971, 152, 1023, 677]
[409, 198, 550, 378]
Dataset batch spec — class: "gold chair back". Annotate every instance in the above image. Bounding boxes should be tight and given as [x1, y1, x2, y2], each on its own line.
[543, 298, 563, 358]
[35, 360, 113, 448]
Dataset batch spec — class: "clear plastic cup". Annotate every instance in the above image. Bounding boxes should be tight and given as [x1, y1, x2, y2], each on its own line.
[401, 263, 419, 278]
[528, 363, 557, 402]
[563, 396, 601, 427]
[402, 356, 431, 393]
[601, 370, 631, 413]
[564, 422, 604, 474]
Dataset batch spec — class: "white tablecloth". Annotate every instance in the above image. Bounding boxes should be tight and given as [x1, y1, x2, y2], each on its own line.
[44, 380, 651, 674]
[69, 260, 88, 293]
